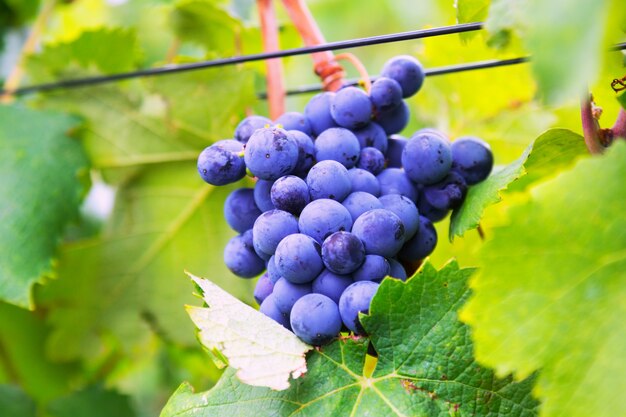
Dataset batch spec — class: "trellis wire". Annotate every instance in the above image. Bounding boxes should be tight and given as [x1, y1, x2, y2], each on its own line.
[0, 22, 624, 98]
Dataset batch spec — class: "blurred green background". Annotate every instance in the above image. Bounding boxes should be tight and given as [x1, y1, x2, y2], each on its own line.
[0, 0, 623, 415]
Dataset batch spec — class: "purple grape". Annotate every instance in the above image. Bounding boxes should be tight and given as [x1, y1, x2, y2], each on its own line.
[330, 86, 372, 129]
[254, 179, 275, 212]
[399, 215, 437, 261]
[386, 135, 407, 168]
[312, 269, 353, 304]
[223, 230, 265, 278]
[259, 293, 290, 330]
[270, 175, 310, 215]
[421, 170, 467, 211]
[338, 281, 379, 334]
[252, 209, 299, 256]
[273, 277, 312, 314]
[266, 255, 281, 284]
[377, 168, 418, 202]
[387, 258, 407, 281]
[342, 191, 383, 222]
[315, 127, 360, 168]
[353, 122, 388, 153]
[357, 147, 386, 175]
[298, 199, 353, 244]
[197, 141, 246, 186]
[379, 194, 419, 241]
[375, 101, 409, 135]
[224, 188, 261, 233]
[289, 130, 316, 176]
[352, 209, 405, 257]
[451, 136, 493, 185]
[290, 294, 342, 345]
[304, 92, 338, 136]
[234, 115, 271, 143]
[380, 55, 425, 98]
[274, 234, 323, 284]
[402, 131, 452, 185]
[275, 112, 312, 136]
[352, 255, 390, 282]
[370, 76, 403, 112]
[321, 231, 366, 275]
[306, 160, 351, 201]
[244, 127, 299, 180]
[347, 168, 381, 196]
[254, 273, 274, 304]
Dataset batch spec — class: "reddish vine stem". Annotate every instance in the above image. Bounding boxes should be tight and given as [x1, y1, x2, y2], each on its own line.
[335, 53, 371, 93]
[258, 0, 285, 119]
[580, 93, 606, 154]
[281, 0, 345, 91]
[612, 108, 626, 140]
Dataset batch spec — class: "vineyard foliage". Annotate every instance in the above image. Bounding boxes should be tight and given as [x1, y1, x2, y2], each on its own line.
[0, 0, 624, 416]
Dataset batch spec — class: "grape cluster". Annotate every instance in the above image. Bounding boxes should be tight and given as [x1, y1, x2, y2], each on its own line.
[197, 55, 493, 346]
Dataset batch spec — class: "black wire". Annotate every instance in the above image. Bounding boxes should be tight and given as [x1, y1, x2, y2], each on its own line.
[0, 22, 483, 97]
[260, 57, 531, 98]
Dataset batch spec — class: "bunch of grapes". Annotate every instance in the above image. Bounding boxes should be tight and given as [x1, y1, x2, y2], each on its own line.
[197, 55, 493, 346]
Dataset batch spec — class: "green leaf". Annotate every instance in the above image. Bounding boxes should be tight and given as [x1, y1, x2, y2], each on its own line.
[36, 164, 256, 362]
[0, 384, 36, 417]
[486, 0, 612, 103]
[26, 28, 140, 81]
[187, 273, 312, 390]
[461, 141, 626, 417]
[0, 105, 89, 308]
[456, 0, 489, 41]
[450, 128, 587, 240]
[0, 301, 76, 403]
[456, 0, 490, 23]
[170, 0, 243, 55]
[29, 54, 254, 177]
[46, 385, 136, 417]
[161, 262, 539, 416]
[0, 0, 40, 27]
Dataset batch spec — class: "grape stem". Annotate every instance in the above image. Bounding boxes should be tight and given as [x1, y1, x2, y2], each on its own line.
[612, 108, 626, 140]
[258, 0, 285, 119]
[581, 92, 626, 154]
[335, 53, 372, 94]
[281, 0, 345, 91]
[580, 93, 606, 154]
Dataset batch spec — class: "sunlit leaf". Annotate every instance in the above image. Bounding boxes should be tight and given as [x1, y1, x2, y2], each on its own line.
[461, 141, 626, 417]
[188, 273, 312, 390]
[0, 105, 88, 308]
[161, 262, 539, 416]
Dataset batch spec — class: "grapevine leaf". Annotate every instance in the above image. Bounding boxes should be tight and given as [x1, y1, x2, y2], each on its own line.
[486, 0, 612, 103]
[187, 273, 312, 390]
[456, 0, 489, 41]
[0, 105, 89, 308]
[36, 164, 256, 362]
[0, 301, 76, 403]
[461, 141, 626, 417]
[26, 28, 140, 81]
[27, 29, 255, 178]
[449, 128, 587, 240]
[161, 262, 539, 416]
[0, 384, 36, 417]
[46, 385, 136, 417]
[456, 0, 489, 23]
[170, 0, 243, 55]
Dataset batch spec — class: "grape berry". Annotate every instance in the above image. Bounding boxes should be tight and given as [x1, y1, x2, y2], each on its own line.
[197, 55, 493, 346]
